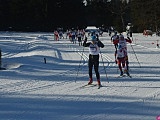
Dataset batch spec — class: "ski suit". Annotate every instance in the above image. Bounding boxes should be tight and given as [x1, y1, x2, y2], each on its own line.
[83, 38, 104, 83]
[77, 33, 82, 46]
[54, 31, 59, 41]
[113, 35, 132, 75]
[111, 33, 119, 50]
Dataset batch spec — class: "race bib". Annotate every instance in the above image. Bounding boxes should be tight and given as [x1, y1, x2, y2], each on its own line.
[90, 46, 97, 52]
[89, 44, 100, 55]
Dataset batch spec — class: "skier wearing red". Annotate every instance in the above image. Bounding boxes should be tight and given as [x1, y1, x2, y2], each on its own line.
[111, 31, 119, 50]
[113, 34, 132, 76]
[54, 31, 59, 41]
[111, 32, 119, 61]
[83, 35, 104, 88]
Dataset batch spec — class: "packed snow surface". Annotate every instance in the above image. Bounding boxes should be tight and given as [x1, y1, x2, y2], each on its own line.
[0, 32, 160, 120]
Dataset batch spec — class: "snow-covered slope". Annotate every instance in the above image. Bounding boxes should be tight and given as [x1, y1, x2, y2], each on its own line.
[0, 32, 160, 120]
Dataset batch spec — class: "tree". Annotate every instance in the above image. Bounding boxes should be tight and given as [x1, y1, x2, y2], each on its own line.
[130, 0, 160, 32]
[107, 0, 130, 32]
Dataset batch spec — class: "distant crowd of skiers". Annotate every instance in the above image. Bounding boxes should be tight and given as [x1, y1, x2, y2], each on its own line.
[53, 28, 104, 46]
[54, 29, 86, 46]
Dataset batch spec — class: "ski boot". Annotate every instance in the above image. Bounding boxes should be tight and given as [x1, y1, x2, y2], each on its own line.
[88, 78, 93, 85]
[97, 79, 102, 89]
[120, 71, 123, 76]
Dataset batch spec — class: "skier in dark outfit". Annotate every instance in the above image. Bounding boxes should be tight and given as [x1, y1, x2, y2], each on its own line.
[83, 35, 104, 87]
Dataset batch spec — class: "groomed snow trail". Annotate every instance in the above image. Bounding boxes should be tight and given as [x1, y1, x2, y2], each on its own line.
[0, 32, 160, 120]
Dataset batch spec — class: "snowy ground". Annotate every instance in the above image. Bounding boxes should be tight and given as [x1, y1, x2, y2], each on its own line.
[0, 31, 160, 120]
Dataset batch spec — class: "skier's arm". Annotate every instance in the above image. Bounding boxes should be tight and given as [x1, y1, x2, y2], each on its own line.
[97, 40, 104, 48]
[83, 40, 90, 47]
[126, 37, 132, 43]
[113, 39, 119, 45]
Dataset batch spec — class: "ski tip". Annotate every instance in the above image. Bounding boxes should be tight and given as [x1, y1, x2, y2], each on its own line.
[116, 74, 132, 78]
[128, 75, 132, 78]
[98, 85, 103, 89]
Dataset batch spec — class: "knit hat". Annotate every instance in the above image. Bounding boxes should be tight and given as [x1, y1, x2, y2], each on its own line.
[91, 35, 96, 41]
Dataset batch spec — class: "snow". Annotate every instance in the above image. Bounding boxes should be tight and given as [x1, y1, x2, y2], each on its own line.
[0, 31, 160, 120]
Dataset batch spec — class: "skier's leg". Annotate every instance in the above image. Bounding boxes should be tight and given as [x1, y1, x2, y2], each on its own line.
[118, 58, 123, 76]
[123, 56, 130, 75]
[122, 57, 125, 68]
[115, 44, 118, 50]
[93, 56, 101, 85]
[88, 56, 93, 84]
[114, 50, 117, 63]
[94, 60, 100, 80]
[125, 56, 129, 71]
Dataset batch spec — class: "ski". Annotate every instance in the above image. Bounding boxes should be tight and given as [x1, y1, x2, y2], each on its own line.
[79, 84, 102, 89]
[79, 84, 97, 88]
[127, 75, 132, 78]
[98, 84, 103, 89]
[126, 72, 132, 78]
[117, 74, 132, 78]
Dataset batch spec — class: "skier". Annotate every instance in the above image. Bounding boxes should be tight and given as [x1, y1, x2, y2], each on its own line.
[126, 23, 133, 37]
[77, 32, 82, 46]
[108, 26, 114, 36]
[54, 31, 59, 41]
[111, 31, 119, 50]
[113, 34, 132, 76]
[59, 31, 64, 39]
[71, 31, 76, 44]
[111, 32, 119, 63]
[68, 31, 72, 42]
[83, 35, 104, 88]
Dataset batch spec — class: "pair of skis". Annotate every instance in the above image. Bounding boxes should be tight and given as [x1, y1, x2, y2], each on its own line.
[79, 73, 132, 89]
[117, 74, 132, 78]
[80, 83, 102, 89]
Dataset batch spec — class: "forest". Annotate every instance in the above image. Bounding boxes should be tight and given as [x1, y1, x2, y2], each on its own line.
[0, 0, 160, 32]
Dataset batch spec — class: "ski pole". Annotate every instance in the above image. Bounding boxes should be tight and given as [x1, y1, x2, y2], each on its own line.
[100, 51, 109, 83]
[75, 46, 84, 82]
[130, 43, 141, 68]
[127, 36, 141, 68]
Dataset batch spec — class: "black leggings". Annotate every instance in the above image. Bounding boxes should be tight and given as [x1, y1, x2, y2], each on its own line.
[88, 54, 100, 79]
